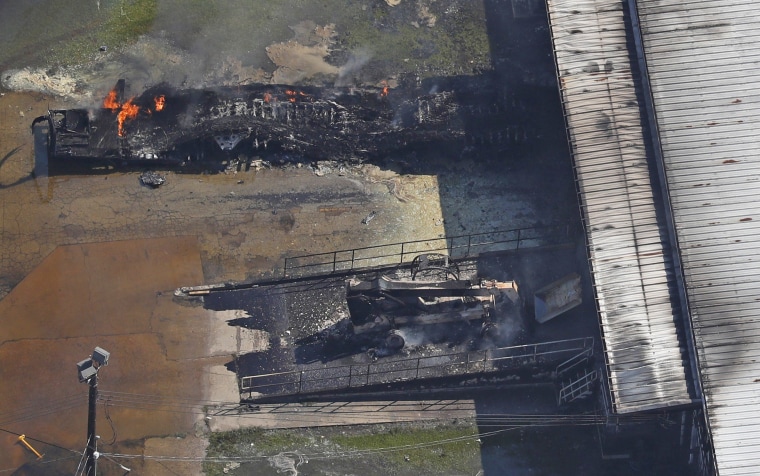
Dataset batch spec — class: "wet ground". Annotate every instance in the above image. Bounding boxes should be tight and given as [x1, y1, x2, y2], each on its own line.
[0, 1, 689, 475]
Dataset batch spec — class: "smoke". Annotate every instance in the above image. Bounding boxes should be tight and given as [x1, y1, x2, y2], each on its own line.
[335, 48, 373, 87]
[395, 328, 426, 347]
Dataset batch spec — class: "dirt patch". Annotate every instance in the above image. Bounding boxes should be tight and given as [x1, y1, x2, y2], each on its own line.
[267, 21, 339, 84]
[1, 20, 342, 100]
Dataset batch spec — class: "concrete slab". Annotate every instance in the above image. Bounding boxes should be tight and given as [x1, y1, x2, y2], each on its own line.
[207, 400, 479, 433]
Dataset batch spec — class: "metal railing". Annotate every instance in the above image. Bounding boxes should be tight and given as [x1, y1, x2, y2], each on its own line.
[239, 336, 593, 399]
[558, 370, 599, 405]
[282, 224, 574, 277]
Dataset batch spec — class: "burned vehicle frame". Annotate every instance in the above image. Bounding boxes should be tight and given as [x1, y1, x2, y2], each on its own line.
[295, 254, 521, 362]
[32, 77, 533, 168]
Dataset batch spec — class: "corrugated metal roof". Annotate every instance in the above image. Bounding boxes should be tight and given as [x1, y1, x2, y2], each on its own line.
[546, 0, 693, 414]
[635, 0, 760, 473]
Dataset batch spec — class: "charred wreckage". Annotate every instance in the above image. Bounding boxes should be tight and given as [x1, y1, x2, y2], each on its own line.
[179, 254, 596, 404]
[32, 78, 531, 166]
[296, 255, 520, 362]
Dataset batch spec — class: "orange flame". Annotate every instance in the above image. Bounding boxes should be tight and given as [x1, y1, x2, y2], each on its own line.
[283, 89, 310, 103]
[263, 92, 272, 103]
[117, 98, 139, 137]
[103, 89, 120, 111]
[102, 87, 164, 136]
[381, 81, 390, 97]
[154, 95, 165, 112]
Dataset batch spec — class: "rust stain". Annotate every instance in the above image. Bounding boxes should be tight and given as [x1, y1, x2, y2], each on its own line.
[732, 99, 742, 104]
[723, 159, 739, 164]
[740, 217, 753, 222]
[318, 206, 353, 217]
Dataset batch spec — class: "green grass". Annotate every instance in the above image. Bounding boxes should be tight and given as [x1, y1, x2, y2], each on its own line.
[207, 427, 313, 456]
[339, 2, 491, 79]
[332, 424, 481, 473]
[204, 427, 314, 476]
[46, 0, 158, 67]
[204, 422, 482, 476]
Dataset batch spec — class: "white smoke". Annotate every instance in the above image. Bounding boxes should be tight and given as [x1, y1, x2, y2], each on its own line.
[335, 48, 373, 87]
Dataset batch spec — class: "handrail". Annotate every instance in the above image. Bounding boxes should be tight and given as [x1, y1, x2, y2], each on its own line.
[240, 336, 593, 397]
[283, 224, 573, 277]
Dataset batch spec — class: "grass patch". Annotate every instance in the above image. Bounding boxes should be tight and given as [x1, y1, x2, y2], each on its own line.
[207, 427, 313, 456]
[339, 1, 491, 79]
[332, 423, 481, 473]
[204, 422, 483, 476]
[204, 427, 314, 476]
[45, 0, 158, 67]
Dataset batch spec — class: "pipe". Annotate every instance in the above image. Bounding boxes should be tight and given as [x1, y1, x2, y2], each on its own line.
[17, 435, 43, 459]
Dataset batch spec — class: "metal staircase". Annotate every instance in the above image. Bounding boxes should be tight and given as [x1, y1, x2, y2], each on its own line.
[558, 369, 599, 405]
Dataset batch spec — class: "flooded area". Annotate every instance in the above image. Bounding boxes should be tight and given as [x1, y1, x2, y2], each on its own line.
[0, 1, 686, 475]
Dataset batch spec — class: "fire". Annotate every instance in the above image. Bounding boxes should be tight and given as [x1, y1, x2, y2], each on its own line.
[117, 98, 139, 137]
[263, 92, 272, 103]
[154, 95, 165, 112]
[283, 89, 309, 103]
[102, 87, 168, 137]
[381, 80, 390, 97]
[103, 89, 120, 111]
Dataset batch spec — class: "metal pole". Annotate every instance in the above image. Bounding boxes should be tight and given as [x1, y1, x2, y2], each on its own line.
[85, 374, 98, 476]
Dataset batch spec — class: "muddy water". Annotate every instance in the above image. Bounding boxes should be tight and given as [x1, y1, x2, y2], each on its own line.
[0, 237, 207, 469]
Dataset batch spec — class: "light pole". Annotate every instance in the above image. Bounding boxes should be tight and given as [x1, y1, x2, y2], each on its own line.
[77, 347, 110, 476]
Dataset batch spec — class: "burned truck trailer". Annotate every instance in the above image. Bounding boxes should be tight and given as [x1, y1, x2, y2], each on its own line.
[31, 79, 521, 165]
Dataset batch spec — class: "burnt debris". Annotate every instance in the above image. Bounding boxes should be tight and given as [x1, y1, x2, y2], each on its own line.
[32, 78, 533, 167]
[294, 256, 520, 364]
[139, 171, 166, 188]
